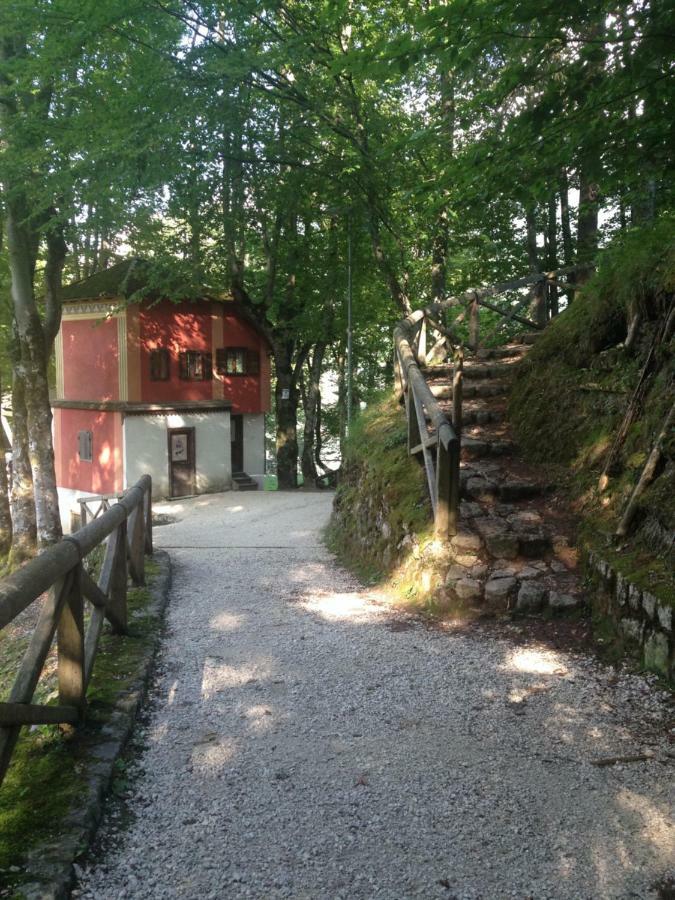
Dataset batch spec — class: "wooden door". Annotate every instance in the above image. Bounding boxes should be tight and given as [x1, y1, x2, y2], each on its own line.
[231, 415, 244, 473]
[168, 428, 196, 498]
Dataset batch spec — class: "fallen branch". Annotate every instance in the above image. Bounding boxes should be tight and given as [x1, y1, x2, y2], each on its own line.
[615, 398, 675, 539]
[590, 752, 654, 767]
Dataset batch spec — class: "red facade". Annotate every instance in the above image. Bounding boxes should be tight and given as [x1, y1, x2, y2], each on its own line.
[54, 285, 271, 500]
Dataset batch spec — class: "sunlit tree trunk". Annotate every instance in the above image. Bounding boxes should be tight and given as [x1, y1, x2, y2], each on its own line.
[0, 375, 12, 557]
[300, 343, 326, 486]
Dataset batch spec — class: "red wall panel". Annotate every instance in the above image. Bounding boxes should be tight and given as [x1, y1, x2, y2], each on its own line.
[220, 312, 268, 414]
[56, 408, 121, 494]
[62, 317, 119, 401]
[140, 300, 212, 403]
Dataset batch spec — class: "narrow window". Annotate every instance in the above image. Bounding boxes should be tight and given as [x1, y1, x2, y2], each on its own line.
[178, 350, 213, 381]
[78, 430, 93, 462]
[150, 348, 170, 381]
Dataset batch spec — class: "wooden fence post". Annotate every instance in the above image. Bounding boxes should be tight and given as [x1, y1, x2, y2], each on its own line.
[101, 522, 128, 634]
[418, 317, 427, 365]
[452, 351, 463, 437]
[57, 564, 86, 720]
[407, 387, 421, 455]
[469, 296, 480, 349]
[144, 485, 153, 555]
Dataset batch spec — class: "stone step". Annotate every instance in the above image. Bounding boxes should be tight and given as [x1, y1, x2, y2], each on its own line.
[471, 515, 553, 560]
[460, 472, 551, 503]
[474, 345, 529, 361]
[431, 380, 511, 400]
[461, 404, 506, 426]
[232, 472, 259, 491]
[461, 436, 515, 460]
[424, 361, 517, 381]
[514, 332, 542, 345]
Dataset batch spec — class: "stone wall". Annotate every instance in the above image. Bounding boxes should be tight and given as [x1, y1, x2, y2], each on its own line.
[587, 551, 673, 680]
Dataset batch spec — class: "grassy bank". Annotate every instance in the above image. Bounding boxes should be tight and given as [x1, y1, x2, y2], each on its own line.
[0, 558, 165, 894]
[509, 218, 674, 610]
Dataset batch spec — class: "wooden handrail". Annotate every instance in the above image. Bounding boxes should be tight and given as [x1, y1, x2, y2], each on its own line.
[393, 267, 582, 537]
[394, 312, 461, 537]
[0, 474, 153, 788]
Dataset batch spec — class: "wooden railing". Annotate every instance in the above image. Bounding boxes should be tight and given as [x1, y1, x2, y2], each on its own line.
[0, 475, 153, 787]
[394, 270, 578, 537]
[394, 310, 462, 537]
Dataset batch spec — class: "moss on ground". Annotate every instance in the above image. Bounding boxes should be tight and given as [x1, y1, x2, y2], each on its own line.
[0, 557, 162, 891]
[327, 392, 464, 615]
[327, 391, 432, 578]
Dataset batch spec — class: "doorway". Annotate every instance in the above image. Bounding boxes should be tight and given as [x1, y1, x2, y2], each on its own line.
[231, 414, 244, 473]
[168, 428, 196, 497]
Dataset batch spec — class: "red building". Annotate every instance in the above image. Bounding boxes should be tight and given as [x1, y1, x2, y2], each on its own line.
[53, 260, 271, 523]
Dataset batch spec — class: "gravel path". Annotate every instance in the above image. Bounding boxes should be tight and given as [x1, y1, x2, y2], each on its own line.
[77, 491, 674, 900]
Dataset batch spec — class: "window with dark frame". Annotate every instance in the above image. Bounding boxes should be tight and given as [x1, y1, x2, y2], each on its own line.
[215, 347, 260, 376]
[149, 348, 170, 381]
[178, 350, 213, 381]
[78, 430, 93, 462]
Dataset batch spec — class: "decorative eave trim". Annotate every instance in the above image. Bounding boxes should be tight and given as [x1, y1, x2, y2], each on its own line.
[62, 301, 123, 319]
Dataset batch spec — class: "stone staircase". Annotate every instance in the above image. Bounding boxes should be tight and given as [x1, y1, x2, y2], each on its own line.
[232, 471, 258, 491]
[423, 336, 584, 615]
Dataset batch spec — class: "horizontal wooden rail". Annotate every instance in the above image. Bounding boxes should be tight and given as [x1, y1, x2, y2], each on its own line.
[0, 474, 153, 788]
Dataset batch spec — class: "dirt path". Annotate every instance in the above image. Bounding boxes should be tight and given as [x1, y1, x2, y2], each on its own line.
[76, 491, 673, 900]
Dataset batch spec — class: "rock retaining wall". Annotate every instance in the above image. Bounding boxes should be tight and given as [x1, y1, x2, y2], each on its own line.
[587, 551, 673, 680]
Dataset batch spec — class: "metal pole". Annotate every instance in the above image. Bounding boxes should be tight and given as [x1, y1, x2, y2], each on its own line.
[346, 216, 353, 433]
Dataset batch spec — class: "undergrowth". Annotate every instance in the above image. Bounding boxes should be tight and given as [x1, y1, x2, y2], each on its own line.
[327, 391, 442, 608]
[510, 218, 674, 604]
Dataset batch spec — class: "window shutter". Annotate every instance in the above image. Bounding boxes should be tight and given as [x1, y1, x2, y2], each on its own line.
[216, 348, 227, 375]
[246, 349, 260, 375]
[178, 352, 189, 380]
[202, 353, 213, 380]
[78, 430, 92, 461]
[150, 349, 169, 381]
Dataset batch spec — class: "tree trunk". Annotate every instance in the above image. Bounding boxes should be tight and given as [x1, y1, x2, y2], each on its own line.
[546, 194, 559, 317]
[525, 205, 546, 326]
[274, 343, 300, 490]
[335, 344, 348, 458]
[559, 168, 574, 266]
[431, 71, 454, 302]
[5, 199, 63, 547]
[0, 376, 12, 557]
[300, 344, 326, 486]
[9, 358, 36, 562]
[576, 157, 599, 282]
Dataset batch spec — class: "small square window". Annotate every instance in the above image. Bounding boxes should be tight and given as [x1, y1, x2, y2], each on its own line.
[178, 351, 213, 381]
[78, 430, 93, 462]
[150, 348, 170, 381]
[216, 347, 259, 376]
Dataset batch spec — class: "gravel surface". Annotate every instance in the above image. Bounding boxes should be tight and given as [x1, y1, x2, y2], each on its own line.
[76, 491, 674, 900]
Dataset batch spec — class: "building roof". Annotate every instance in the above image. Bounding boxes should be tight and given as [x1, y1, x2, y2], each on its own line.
[61, 259, 149, 302]
[61, 257, 272, 349]
[61, 258, 231, 304]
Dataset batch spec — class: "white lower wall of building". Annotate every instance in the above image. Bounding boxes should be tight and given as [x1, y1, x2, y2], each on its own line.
[57, 486, 84, 534]
[124, 411, 231, 499]
[242, 414, 266, 487]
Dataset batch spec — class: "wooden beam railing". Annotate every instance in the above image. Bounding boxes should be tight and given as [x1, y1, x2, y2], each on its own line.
[394, 311, 461, 537]
[393, 268, 582, 537]
[0, 474, 153, 788]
